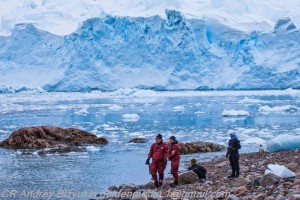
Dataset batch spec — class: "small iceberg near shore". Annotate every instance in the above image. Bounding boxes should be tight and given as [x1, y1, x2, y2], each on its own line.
[266, 134, 300, 152]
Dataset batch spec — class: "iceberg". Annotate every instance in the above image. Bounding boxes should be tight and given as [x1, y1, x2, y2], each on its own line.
[266, 134, 300, 152]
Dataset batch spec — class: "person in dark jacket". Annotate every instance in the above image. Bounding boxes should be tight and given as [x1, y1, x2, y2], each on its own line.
[188, 158, 207, 180]
[168, 136, 180, 187]
[226, 132, 241, 178]
[146, 134, 169, 187]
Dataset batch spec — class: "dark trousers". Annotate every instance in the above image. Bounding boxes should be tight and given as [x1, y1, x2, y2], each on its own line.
[229, 155, 239, 176]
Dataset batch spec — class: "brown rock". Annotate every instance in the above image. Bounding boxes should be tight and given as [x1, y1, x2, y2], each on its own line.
[286, 162, 298, 170]
[253, 193, 265, 200]
[230, 177, 251, 187]
[128, 138, 148, 143]
[178, 170, 199, 185]
[265, 196, 275, 200]
[261, 173, 281, 187]
[235, 186, 248, 196]
[179, 141, 225, 154]
[0, 126, 108, 149]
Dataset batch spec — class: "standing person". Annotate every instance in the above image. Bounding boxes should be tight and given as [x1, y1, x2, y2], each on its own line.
[226, 132, 241, 178]
[145, 134, 169, 187]
[168, 136, 180, 188]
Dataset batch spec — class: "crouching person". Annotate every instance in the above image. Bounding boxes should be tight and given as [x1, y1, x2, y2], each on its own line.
[168, 136, 180, 188]
[146, 134, 169, 187]
[188, 159, 207, 183]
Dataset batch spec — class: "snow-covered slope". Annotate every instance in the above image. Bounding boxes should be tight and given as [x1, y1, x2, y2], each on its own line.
[1, 0, 300, 35]
[0, 1, 300, 92]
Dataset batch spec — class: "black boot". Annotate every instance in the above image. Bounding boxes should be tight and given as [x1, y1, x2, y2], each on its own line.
[152, 175, 159, 188]
[154, 180, 159, 188]
[228, 172, 235, 179]
[158, 173, 164, 187]
[170, 180, 178, 188]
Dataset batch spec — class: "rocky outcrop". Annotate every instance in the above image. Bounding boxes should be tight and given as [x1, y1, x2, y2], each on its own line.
[128, 138, 148, 143]
[179, 141, 226, 154]
[0, 126, 108, 149]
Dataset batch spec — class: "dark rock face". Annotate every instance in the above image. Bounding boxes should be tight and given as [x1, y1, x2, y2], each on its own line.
[128, 138, 148, 143]
[0, 126, 108, 149]
[179, 141, 226, 154]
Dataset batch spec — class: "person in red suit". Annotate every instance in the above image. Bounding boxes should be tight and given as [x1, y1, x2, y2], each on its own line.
[168, 136, 180, 187]
[146, 134, 169, 187]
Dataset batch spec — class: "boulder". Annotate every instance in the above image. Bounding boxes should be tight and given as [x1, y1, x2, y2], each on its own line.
[179, 141, 226, 154]
[178, 170, 199, 185]
[286, 162, 298, 170]
[234, 186, 248, 196]
[0, 126, 108, 149]
[230, 177, 251, 187]
[107, 186, 119, 191]
[261, 173, 281, 187]
[128, 138, 148, 143]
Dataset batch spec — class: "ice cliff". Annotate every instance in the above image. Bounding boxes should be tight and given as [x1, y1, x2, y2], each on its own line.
[0, 10, 299, 92]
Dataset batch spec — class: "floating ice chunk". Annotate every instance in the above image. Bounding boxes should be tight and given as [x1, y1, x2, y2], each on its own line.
[259, 105, 298, 113]
[86, 146, 100, 152]
[195, 111, 205, 115]
[266, 134, 300, 152]
[122, 113, 140, 122]
[75, 108, 88, 115]
[238, 97, 269, 104]
[101, 124, 110, 128]
[265, 164, 295, 178]
[173, 106, 185, 112]
[221, 110, 249, 117]
[108, 105, 123, 111]
[242, 137, 266, 146]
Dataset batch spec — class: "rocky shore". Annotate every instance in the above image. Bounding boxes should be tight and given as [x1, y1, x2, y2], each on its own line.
[96, 149, 300, 200]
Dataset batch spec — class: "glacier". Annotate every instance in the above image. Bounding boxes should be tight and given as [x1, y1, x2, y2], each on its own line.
[0, 10, 300, 92]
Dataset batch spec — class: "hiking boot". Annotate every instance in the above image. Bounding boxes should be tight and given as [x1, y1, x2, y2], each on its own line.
[228, 175, 235, 179]
[158, 181, 163, 187]
[170, 183, 177, 188]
